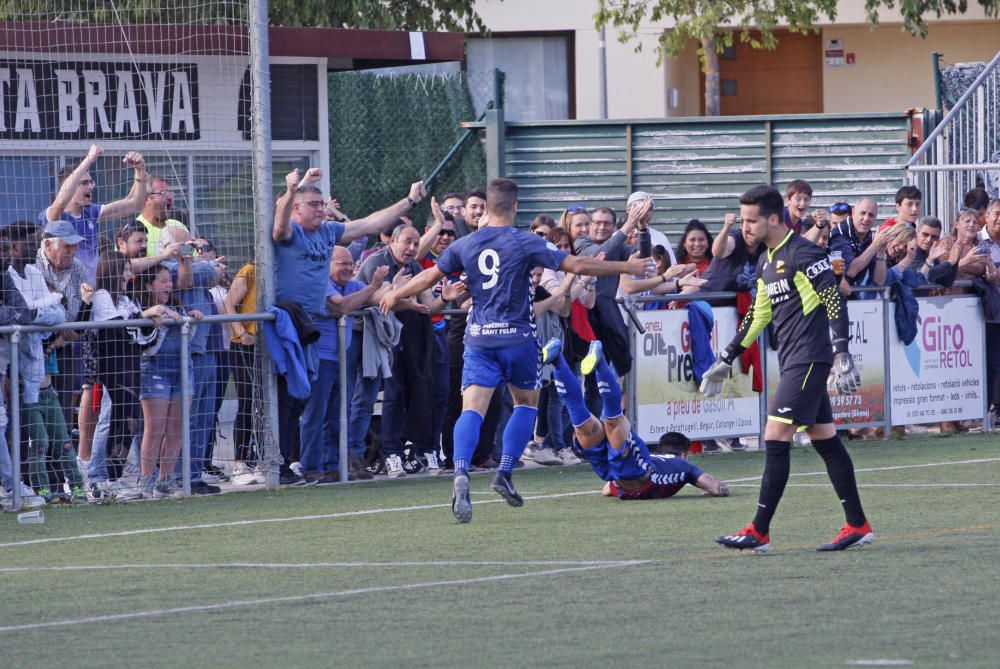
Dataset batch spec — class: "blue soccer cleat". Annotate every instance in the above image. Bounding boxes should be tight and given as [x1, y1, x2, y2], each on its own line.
[452, 472, 472, 523]
[540, 337, 563, 365]
[580, 340, 604, 376]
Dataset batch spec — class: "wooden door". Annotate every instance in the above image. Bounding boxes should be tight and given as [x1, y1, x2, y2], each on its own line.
[701, 30, 823, 116]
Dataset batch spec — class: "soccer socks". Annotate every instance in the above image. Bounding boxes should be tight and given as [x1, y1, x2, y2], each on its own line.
[811, 435, 867, 527]
[452, 410, 484, 473]
[591, 352, 623, 420]
[500, 405, 538, 473]
[752, 440, 791, 535]
[551, 354, 593, 427]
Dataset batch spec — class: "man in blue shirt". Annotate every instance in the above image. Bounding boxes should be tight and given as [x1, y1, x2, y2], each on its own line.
[44, 143, 148, 283]
[300, 246, 387, 483]
[271, 167, 426, 484]
[381, 178, 655, 523]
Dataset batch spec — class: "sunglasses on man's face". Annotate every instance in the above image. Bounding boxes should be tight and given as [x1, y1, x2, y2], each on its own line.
[438, 230, 456, 238]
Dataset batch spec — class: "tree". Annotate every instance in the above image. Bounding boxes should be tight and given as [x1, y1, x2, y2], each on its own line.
[595, 0, 1000, 116]
[0, 0, 489, 32]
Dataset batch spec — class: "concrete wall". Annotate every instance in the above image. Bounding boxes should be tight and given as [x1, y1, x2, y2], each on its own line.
[821, 22, 1000, 113]
[473, 0, 1000, 119]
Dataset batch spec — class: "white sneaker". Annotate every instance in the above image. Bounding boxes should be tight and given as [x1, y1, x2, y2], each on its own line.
[521, 441, 541, 462]
[557, 448, 582, 465]
[231, 463, 259, 486]
[116, 476, 154, 502]
[18, 482, 47, 510]
[424, 451, 442, 476]
[793, 431, 812, 447]
[289, 461, 303, 476]
[532, 447, 563, 466]
[386, 454, 407, 478]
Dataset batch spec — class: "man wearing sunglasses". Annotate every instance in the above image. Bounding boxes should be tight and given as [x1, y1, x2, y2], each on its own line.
[272, 167, 426, 485]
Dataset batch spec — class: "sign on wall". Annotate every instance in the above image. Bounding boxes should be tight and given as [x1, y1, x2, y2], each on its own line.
[888, 296, 985, 425]
[0, 60, 199, 140]
[633, 306, 759, 442]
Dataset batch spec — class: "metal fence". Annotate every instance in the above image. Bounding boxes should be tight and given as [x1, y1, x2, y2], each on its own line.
[908, 50, 1000, 229]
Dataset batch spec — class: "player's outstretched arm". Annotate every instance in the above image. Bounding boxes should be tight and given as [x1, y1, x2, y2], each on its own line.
[695, 473, 729, 497]
[340, 181, 426, 245]
[701, 276, 772, 397]
[379, 264, 444, 314]
[560, 251, 656, 278]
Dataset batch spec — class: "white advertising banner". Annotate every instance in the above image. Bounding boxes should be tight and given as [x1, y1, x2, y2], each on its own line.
[764, 299, 886, 426]
[633, 307, 759, 442]
[888, 296, 986, 425]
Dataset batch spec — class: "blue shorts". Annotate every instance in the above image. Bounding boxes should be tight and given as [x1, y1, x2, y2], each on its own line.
[574, 430, 651, 482]
[140, 353, 190, 401]
[462, 340, 541, 391]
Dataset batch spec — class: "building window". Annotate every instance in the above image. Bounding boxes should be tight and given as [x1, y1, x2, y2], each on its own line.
[467, 34, 572, 121]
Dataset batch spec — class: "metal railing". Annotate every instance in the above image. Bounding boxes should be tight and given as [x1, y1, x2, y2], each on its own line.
[2, 311, 276, 510]
[907, 50, 1000, 229]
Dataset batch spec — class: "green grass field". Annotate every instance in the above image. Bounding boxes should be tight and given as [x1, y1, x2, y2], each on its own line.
[2, 434, 998, 668]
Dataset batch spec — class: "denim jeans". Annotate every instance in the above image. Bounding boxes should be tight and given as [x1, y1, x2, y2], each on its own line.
[277, 375, 305, 474]
[188, 351, 216, 481]
[0, 403, 12, 490]
[347, 334, 380, 463]
[538, 382, 566, 452]
[87, 390, 112, 483]
[300, 354, 355, 474]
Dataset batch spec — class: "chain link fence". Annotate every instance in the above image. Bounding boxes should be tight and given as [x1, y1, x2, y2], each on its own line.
[328, 70, 501, 224]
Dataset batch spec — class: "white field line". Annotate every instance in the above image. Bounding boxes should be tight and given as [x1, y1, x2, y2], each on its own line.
[2, 457, 997, 551]
[729, 483, 1000, 488]
[0, 490, 601, 549]
[0, 561, 649, 633]
[724, 456, 1000, 484]
[0, 559, 646, 574]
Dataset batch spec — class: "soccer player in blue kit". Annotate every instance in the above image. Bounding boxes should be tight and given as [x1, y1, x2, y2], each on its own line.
[380, 178, 655, 523]
[541, 338, 729, 500]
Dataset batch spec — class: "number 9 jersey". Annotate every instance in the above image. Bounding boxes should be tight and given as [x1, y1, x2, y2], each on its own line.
[436, 226, 568, 349]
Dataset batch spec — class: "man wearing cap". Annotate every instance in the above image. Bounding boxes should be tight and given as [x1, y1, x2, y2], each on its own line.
[573, 192, 652, 412]
[43, 144, 146, 284]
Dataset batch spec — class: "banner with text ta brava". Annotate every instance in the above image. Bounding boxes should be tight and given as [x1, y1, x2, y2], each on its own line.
[888, 295, 985, 425]
[633, 307, 759, 442]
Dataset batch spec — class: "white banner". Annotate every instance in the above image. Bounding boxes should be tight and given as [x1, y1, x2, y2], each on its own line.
[633, 306, 760, 442]
[764, 299, 886, 426]
[888, 296, 986, 425]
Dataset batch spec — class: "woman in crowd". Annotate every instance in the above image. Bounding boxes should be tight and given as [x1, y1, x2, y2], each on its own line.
[530, 214, 555, 239]
[675, 219, 714, 275]
[91, 252, 182, 498]
[560, 206, 592, 246]
[133, 264, 203, 499]
[223, 262, 262, 485]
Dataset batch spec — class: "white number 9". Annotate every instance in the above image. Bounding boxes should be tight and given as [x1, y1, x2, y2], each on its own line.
[478, 249, 500, 289]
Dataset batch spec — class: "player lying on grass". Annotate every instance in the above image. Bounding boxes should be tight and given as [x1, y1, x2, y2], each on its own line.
[541, 337, 728, 499]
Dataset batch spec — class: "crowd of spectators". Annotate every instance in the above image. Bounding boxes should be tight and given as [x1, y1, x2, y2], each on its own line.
[2, 144, 999, 508]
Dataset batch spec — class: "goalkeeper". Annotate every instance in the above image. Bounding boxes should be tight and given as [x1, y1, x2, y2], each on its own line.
[700, 185, 872, 553]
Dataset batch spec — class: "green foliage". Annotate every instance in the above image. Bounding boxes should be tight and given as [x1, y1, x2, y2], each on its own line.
[595, 0, 999, 64]
[0, 0, 490, 32]
[327, 71, 487, 224]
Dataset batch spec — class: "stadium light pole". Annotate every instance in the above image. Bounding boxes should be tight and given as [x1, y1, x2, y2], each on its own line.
[249, 0, 281, 489]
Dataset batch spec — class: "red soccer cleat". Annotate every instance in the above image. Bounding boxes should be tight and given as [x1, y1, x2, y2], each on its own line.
[716, 522, 770, 553]
[817, 520, 874, 551]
